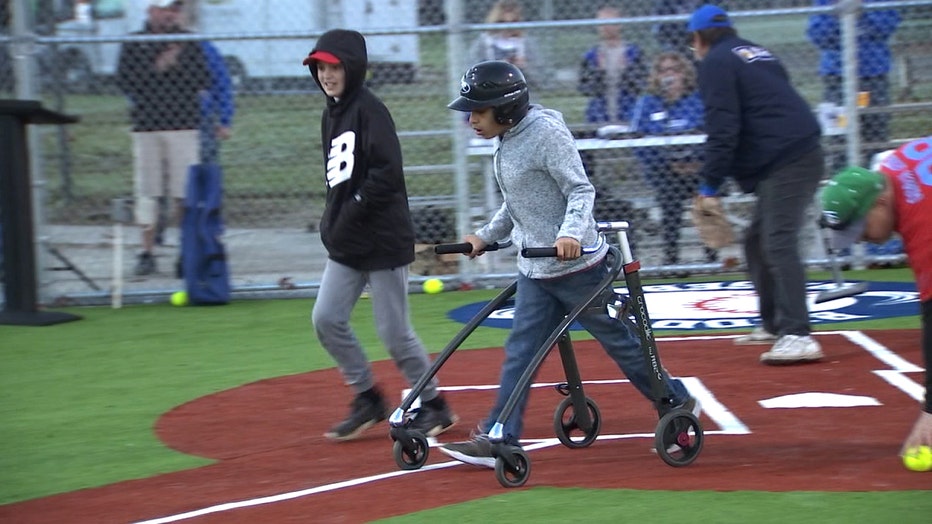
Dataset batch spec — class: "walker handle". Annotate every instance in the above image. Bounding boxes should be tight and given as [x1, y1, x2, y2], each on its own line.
[434, 240, 511, 255]
[521, 236, 606, 258]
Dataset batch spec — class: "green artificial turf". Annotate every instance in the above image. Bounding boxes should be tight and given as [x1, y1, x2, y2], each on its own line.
[376, 488, 932, 524]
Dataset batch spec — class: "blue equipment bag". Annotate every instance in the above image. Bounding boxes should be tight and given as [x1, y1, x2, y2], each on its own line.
[181, 163, 230, 305]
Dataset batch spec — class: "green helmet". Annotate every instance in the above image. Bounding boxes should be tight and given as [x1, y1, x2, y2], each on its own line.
[820, 166, 886, 230]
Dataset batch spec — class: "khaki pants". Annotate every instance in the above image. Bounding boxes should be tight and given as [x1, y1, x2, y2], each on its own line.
[132, 130, 199, 226]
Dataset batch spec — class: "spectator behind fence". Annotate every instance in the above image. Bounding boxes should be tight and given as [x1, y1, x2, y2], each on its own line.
[303, 29, 457, 442]
[578, 5, 647, 124]
[807, 0, 900, 165]
[151, 8, 235, 250]
[468, 0, 543, 89]
[688, 5, 826, 365]
[198, 39, 234, 165]
[115, 0, 209, 277]
[818, 137, 932, 465]
[653, 0, 710, 57]
[630, 51, 717, 270]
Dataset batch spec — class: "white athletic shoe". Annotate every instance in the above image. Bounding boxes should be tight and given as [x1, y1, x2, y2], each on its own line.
[734, 327, 779, 346]
[759, 335, 824, 365]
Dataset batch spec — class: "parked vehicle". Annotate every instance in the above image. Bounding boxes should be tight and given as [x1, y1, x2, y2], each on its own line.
[50, 0, 419, 93]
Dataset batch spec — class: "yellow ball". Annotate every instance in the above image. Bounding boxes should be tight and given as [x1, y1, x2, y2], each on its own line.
[902, 445, 932, 472]
[422, 278, 444, 294]
[170, 291, 189, 307]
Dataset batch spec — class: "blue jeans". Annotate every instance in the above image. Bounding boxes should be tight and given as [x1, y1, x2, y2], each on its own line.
[481, 257, 690, 444]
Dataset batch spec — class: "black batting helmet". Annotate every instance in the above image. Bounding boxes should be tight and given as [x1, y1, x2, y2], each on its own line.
[448, 60, 530, 125]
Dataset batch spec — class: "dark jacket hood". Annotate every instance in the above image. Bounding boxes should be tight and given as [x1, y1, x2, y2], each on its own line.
[306, 29, 368, 103]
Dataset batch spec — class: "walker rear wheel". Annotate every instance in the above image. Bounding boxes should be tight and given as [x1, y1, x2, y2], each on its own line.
[553, 396, 601, 449]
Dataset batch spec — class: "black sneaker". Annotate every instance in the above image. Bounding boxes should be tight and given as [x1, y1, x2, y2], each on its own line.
[324, 393, 388, 441]
[439, 435, 496, 469]
[408, 404, 458, 437]
[134, 252, 156, 276]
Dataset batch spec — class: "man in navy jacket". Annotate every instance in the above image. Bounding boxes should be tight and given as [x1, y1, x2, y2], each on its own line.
[689, 5, 825, 365]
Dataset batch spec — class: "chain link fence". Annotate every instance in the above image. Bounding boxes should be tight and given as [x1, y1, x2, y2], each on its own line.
[2, 0, 930, 305]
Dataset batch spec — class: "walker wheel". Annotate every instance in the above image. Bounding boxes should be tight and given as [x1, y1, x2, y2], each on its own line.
[494, 446, 531, 488]
[392, 430, 429, 470]
[654, 410, 703, 467]
[553, 395, 602, 449]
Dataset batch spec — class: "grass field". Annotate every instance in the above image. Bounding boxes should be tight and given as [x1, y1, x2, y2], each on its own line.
[1, 268, 928, 522]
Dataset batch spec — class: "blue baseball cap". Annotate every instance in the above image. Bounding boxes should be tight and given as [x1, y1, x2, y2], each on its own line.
[688, 4, 733, 32]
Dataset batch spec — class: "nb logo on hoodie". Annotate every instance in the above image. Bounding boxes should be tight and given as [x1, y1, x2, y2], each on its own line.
[327, 131, 356, 188]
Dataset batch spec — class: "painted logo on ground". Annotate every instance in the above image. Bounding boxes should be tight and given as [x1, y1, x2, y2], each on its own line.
[448, 280, 919, 331]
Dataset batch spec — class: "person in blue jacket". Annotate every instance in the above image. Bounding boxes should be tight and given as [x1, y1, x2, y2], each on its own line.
[630, 51, 716, 268]
[688, 5, 826, 365]
[807, 0, 900, 163]
[578, 5, 647, 124]
[199, 40, 234, 164]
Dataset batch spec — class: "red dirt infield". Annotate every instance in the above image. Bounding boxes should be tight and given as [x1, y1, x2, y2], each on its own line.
[0, 329, 927, 524]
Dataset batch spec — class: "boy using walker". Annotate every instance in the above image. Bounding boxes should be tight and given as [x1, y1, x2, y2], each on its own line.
[440, 60, 699, 467]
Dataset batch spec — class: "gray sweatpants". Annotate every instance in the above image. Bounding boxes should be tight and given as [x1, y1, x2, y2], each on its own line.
[311, 259, 439, 401]
[744, 146, 825, 337]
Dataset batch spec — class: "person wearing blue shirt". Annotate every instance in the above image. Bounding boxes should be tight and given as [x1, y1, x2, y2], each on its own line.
[808, 0, 902, 263]
[578, 5, 647, 124]
[630, 51, 715, 269]
[199, 40, 234, 164]
[807, 0, 900, 163]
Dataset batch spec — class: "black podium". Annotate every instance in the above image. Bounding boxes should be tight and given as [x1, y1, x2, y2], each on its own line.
[1, 99, 81, 326]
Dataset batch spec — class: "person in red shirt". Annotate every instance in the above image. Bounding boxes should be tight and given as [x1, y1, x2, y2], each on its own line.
[820, 135, 932, 459]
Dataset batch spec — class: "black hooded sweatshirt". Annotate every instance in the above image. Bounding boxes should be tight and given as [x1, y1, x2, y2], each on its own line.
[307, 29, 416, 270]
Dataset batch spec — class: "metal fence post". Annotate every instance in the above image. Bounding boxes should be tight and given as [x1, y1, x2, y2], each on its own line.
[446, 0, 473, 283]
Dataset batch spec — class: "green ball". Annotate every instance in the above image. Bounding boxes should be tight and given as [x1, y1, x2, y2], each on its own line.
[170, 291, 189, 307]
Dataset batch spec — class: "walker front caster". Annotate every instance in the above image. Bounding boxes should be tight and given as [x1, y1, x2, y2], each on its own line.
[654, 410, 703, 467]
[494, 444, 531, 488]
[391, 427, 429, 470]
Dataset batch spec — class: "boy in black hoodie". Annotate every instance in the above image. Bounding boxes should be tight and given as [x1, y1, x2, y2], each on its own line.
[304, 29, 456, 441]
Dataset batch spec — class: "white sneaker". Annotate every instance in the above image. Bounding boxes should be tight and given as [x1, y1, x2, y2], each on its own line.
[734, 327, 779, 346]
[759, 335, 824, 365]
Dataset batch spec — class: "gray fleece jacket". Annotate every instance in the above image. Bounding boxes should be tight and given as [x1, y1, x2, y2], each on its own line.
[476, 105, 608, 279]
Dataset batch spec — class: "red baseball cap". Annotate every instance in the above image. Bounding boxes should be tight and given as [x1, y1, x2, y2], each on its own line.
[303, 51, 340, 66]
